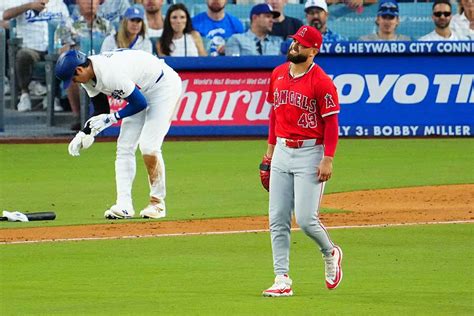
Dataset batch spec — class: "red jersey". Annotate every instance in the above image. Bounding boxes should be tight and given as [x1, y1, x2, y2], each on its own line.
[266, 62, 340, 144]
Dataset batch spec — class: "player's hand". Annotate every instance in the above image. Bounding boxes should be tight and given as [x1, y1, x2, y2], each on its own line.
[30, 0, 48, 13]
[68, 131, 96, 156]
[259, 155, 272, 192]
[317, 156, 333, 182]
[68, 131, 86, 156]
[88, 113, 117, 134]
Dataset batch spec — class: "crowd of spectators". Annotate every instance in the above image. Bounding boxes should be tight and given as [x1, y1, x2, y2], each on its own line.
[0, 0, 472, 118]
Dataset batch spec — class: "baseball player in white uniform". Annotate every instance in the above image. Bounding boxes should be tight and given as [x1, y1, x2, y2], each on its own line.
[55, 49, 182, 219]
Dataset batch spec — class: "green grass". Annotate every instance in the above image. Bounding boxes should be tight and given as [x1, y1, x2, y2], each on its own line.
[1, 139, 473, 227]
[0, 224, 472, 315]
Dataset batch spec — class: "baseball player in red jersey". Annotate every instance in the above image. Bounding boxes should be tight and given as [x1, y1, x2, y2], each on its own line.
[260, 25, 342, 297]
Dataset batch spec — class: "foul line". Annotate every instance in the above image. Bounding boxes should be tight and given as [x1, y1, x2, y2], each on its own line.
[1, 220, 473, 245]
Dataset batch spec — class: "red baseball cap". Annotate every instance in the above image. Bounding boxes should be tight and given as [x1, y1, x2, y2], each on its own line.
[290, 26, 323, 49]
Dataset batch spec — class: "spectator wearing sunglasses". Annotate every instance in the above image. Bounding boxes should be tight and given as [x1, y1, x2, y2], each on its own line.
[359, 0, 410, 41]
[100, 6, 152, 53]
[451, 0, 474, 40]
[419, 0, 462, 41]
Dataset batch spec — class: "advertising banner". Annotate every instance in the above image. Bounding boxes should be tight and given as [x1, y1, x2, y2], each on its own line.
[169, 55, 473, 137]
[103, 54, 473, 137]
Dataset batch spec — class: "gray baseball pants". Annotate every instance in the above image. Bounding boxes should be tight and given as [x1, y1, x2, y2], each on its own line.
[269, 138, 335, 276]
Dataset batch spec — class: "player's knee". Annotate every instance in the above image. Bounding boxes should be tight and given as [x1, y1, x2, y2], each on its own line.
[139, 145, 162, 156]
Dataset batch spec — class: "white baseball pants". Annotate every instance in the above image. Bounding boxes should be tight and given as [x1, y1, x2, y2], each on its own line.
[114, 69, 182, 210]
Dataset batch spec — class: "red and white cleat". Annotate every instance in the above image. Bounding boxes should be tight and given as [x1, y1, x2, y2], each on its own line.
[323, 245, 343, 290]
[262, 274, 293, 297]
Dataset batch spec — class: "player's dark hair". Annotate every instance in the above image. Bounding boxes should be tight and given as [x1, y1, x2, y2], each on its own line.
[159, 3, 194, 56]
[432, 0, 452, 11]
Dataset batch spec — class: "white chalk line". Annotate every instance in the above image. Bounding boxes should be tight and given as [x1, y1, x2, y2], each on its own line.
[1, 220, 473, 245]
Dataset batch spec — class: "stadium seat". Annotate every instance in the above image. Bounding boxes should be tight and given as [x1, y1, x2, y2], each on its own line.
[398, 20, 432, 40]
[398, 2, 432, 18]
[191, 3, 207, 17]
[284, 4, 305, 21]
[329, 19, 375, 41]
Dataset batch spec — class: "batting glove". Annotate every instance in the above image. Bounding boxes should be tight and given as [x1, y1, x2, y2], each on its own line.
[68, 131, 86, 156]
[88, 113, 118, 134]
[259, 155, 272, 192]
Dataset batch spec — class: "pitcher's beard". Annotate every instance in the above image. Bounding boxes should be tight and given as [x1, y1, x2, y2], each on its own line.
[287, 53, 308, 64]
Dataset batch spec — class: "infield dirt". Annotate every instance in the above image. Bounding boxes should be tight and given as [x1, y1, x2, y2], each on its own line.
[1, 184, 472, 243]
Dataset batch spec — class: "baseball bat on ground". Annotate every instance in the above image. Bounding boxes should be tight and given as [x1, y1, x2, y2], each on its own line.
[0, 211, 56, 221]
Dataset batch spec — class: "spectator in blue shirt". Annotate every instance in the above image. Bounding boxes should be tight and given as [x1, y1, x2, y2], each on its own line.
[192, 0, 244, 56]
[226, 4, 283, 56]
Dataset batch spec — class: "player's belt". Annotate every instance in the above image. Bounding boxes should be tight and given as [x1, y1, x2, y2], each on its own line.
[155, 70, 164, 83]
[279, 137, 323, 148]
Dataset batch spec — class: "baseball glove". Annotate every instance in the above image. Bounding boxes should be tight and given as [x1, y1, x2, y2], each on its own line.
[259, 155, 272, 192]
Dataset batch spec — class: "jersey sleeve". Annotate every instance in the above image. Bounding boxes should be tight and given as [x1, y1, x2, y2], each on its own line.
[317, 79, 340, 118]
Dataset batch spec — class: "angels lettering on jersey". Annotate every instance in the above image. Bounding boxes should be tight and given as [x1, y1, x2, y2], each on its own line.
[272, 88, 317, 114]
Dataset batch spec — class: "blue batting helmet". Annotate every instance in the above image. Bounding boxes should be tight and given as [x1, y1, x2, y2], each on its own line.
[55, 49, 87, 89]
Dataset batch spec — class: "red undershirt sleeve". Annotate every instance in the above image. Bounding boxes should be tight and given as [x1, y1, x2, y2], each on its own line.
[323, 113, 339, 157]
[268, 107, 276, 145]
[268, 107, 277, 145]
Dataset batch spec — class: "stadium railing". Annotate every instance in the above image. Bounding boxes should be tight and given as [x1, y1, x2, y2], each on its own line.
[0, 27, 5, 132]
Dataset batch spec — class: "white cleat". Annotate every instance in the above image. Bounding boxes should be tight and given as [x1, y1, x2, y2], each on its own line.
[104, 205, 135, 219]
[323, 245, 343, 290]
[262, 274, 293, 297]
[140, 202, 166, 219]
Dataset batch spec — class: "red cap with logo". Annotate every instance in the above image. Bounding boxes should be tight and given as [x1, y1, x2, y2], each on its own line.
[290, 26, 323, 49]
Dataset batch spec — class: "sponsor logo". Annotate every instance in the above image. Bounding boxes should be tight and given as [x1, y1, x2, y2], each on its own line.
[330, 74, 473, 104]
[111, 89, 125, 99]
[298, 27, 308, 37]
[324, 93, 336, 108]
[173, 79, 271, 123]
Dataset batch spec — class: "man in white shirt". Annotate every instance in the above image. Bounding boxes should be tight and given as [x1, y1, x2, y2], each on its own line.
[143, 0, 164, 38]
[2, 0, 70, 112]
[55, 49, 182, 220]
[419, 0, 462, 41]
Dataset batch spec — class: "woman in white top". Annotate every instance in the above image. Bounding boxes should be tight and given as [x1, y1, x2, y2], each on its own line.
[100, 5, 152, 53]
[157, 3, 207, 57]
[451, 0, 474, 40]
